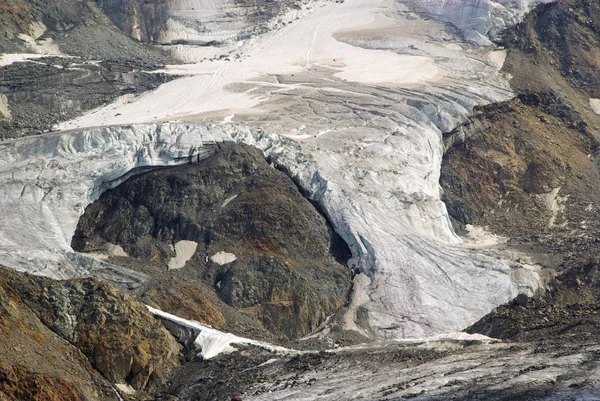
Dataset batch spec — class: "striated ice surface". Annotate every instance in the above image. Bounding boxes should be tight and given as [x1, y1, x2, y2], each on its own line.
[1, 0, 554, 338]
[0, 122, 539, 338]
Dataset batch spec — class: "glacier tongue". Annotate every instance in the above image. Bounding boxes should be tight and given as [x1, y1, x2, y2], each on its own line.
[0, 121, 539, 338]
[0, 0, 550, 338]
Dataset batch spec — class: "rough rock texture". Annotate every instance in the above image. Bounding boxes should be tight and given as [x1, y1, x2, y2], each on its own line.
[1, 268, 182, 392]
[73, 142, 352, 340]
[53, 0, 543, 340]
[152, 334, 600, 401]
[0, 0, 172, 61]
[0, 57, 172, 139]
[0, 268, 120, 401]
[442, 0, 600, 340]
[97, 0, 318, 45]
[96, 0, 169, 43]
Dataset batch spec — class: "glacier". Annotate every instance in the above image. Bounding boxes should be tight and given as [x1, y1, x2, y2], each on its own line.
[0, 0, 554, 338]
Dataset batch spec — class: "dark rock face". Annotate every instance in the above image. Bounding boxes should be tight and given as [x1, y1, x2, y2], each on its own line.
[2, 268, 182, 392]
[0, 57, 172, 139]
[0, 0, 172, 62]
[443, 0, 600, 232]
[0, 359, 86, 401]
[503, 0, 600, 98]
[95, 0, 309, 45]
[96, 0, 169, 43]
[73, 143, 352, 340]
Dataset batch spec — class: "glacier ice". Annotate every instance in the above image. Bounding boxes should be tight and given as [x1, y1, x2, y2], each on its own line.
[404, 0, 555, 45]
[0, 0, 553, 338]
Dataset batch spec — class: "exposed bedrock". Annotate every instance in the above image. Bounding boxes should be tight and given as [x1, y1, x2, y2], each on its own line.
[0, 0, 175, 139]
[0, 266, 178, 400]
[0, 0, 172, 61]
[404, 0, 555, 45]
[0, 0, 557, 341]
[73, 142, 352, 340]
[0, 57, 172, 139]
[1, 268, 182, 392]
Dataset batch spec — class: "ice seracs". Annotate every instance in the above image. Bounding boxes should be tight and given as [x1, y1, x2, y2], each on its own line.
[404, 0, 555, 45]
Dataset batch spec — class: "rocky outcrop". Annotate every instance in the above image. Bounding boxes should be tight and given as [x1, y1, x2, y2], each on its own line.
[442, 0, 600, 235]
[73, 142, 352, 340]
[0, 0, 172, 61]
[0, 268, 120, 400]
[0, 56, 172, 139]
[403, 0, 554, 45]
[0, 359, 86, 401]
[2, 268, 182, 392]
[96, 0, 169, 43]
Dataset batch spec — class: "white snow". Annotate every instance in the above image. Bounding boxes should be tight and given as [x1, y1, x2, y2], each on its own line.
[590, 98, 600, 115]
[0, 53, 52, 67]
[210, 251, 237, 265]
[114, 384, 135, 395]
[56, 0, 452, 130]
[146, 305, 292, 359]
[464, 224, 508, 247]
[221, 194, 237, 208]
[16, 21, 62, 55]
[168, 240, 198, 270]
[537, 187, 568, 228]
[0, 124, 229, 279]
[107, 244, 128, 257]
[0, 95, 11, 121]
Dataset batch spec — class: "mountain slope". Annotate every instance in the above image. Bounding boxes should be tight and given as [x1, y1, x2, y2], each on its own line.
[441, 0, 600, 340]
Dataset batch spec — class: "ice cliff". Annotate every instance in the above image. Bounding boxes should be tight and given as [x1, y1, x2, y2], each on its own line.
[0, 0, 554, 338]
[405, 0, 555, 45]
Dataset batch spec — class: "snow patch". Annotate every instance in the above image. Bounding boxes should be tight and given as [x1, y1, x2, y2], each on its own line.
[4, 0, 547, 339]
[221, 194, 238, 208]
[0, 53, 49, 67]
[210, 251, 237, 265]
[114, 384, 136, 395]
[590, 98, 600, 115]
[487, 50, 507, 69]
[106, 243, 128, 257]
[16, 21, 62, 55]
[146, 305, 292, 359]
[537, 187, 568, 228]
[464, 224, 507, 247]
[168, 240, 198, 270]
[0, 95, 11, 121]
